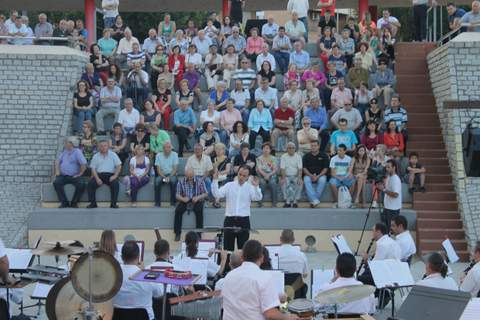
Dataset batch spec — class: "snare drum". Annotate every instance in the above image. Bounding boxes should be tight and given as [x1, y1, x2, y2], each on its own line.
[288, 299, 316, 319]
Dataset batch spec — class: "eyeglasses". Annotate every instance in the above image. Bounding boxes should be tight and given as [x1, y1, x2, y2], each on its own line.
[137, 129, 144, 132]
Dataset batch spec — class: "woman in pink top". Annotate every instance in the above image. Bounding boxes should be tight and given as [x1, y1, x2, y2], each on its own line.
[245, 27, 264, 63]
[301, 63, 327, 89]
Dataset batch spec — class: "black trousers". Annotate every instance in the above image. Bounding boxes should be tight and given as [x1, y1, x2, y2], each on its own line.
[383, 208, 400, 233]
[53, 175, 85, 206]
[87, 172, 119, 205]
[173, 126, 191, 157]
[414, 4, 428, 41]
[223, 216, 250, 251]
[249, 127, 271, 149]
[174, 201, 204, 236]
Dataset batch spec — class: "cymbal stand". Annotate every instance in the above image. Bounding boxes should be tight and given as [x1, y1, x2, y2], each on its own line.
[83, 247, 96, 320]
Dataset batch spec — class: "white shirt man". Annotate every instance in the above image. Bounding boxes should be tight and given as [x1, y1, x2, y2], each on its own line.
[384, 173, 402, 211]
[319, 253, 375, 315]
[222, 240, 295, 320]
[417, 273, 458, 291]
[256, 44, 276, 71]
[374, 234, 402, 261]
[118, 103, 140, 132]
[287, 0, 310, 19]
[395, 231, 416, 262]
[461, 263, 480, 296]
[277, 229, 308, 276]
[102, 0, 119, 18]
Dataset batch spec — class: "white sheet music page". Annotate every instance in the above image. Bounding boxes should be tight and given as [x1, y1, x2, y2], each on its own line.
[442, 238, 460, 263]
[31, 283, 54, 299]
[330, 235, 353, 254]
[311, 269, 335, 299]
[265, 270, 285, 296]
[369, 260, 414, 288]
[181, 240, 216, 262]
[5, 248, 33, 270]
[117, 241, 145, 262]
[460, 298, 480, 320]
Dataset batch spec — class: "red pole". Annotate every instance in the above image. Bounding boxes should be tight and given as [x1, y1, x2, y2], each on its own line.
[358, 0, 369, 21]
[222, 0, 230, 17]
[85, 0, 96, 45]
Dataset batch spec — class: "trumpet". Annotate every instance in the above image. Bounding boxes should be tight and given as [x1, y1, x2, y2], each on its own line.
[357, 238, 375, 275]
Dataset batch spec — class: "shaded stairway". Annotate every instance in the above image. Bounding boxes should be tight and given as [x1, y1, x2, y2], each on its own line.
[395, 42, 468, 261]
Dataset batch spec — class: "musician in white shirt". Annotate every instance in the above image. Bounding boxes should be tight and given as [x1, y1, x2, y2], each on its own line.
[147, 239, 173, 269]
[212, 165, 263, 251]
[113, 241, 163, 319]
[319, 253, 376, 315]
[215, 250, 242, 291]
[0, 238, 23, 315]
[222, 240, 299, 320]
[460, 241, 480, 297]
[391, 215, 416, 263]
[278, 229, 308, 277]
[416, 252, 458, 291]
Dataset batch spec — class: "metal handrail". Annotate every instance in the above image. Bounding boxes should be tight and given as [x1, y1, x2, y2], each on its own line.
[0, 35, 70, 41]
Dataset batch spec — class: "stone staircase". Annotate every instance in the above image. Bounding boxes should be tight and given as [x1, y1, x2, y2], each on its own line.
[395, 42, 469, 261]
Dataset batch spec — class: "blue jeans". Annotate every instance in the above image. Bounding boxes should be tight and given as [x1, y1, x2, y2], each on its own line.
[303, 175, 327, 205]
[299, 16, 309, 41]
[103, 17, 115, 28]
[235, 105, 250, 124]
[202, 176, 213, 200]
[74, 109, 94, 132]
[329, 177, 356, 188]
[273, 51, 290, 74]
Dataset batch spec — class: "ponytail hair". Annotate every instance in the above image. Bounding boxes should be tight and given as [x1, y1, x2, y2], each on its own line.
[185, 231, 199, 258]
[428, 252, 448, 278]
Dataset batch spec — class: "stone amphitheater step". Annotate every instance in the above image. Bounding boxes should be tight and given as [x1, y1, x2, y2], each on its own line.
[423, 174, 453, 184]
[419, 228, 466, 239]
[395, 42, 437, 58]
[408, 127, 442, 135]
[416, 210, 461, 220]
[414, 191, 457, 202]
[414, 200, 458, 211]
[408, 114, 441, 127]
[400, 93, 435, 106]
[394, 58, 428, 74]
[408, 149, 447, 158]
[416, 158, 449, 166]
[408, 141, 445, 150]
[396, 75, 432, 94]
[417, 218, 463, 229]
[416, 165, 450, 174]
[409, 134, 443, 142]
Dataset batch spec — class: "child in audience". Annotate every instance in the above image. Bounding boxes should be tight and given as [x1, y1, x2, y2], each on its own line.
[406, 152, 426, 193]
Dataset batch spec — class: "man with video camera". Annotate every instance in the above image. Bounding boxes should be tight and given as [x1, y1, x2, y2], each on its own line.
[375, 159, 402, 231]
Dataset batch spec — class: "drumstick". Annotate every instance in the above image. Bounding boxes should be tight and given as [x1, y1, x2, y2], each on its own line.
[154, 228, 161, 241]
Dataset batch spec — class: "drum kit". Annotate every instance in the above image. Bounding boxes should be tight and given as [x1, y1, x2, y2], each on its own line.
[21, 240, 123, 320]
[287, 285, 376, 319]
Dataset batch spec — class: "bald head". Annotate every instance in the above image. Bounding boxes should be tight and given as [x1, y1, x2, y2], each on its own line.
[229, 250, 243, 269]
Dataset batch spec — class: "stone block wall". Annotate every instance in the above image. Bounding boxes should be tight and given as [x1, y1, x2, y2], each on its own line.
[0, 45, 88, 246]
[427, 33, 480, 247]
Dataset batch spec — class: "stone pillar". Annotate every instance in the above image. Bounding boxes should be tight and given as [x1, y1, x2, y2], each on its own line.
[85, 0, 96, 45]
[358, 0, 369, 21]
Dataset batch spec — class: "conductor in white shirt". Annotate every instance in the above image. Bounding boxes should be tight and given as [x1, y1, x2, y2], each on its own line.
[222, 240, 299, 320]
[460, 241, 480, 297]
[212, 165, 263, 251]
[391, 215, 416, 264]
[319, 253, 376, 315]
[416, 252, 458, 291]
[113, 241, 163, 319]
[376, 159, 402, 232]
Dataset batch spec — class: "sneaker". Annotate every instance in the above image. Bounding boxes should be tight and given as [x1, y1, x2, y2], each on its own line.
[154, 203, 161, 208]
[283, 203, 291, 208]
[70, 203, 79, 208]
[86, 203, 97, 209]
[292, 203, 298, 208]
[258, 201, 263, 208]
[213, 202, 221, 209]
[131, 203, 137, 208]
[372, 201, 378, 208]
[59, 203, 70, 208]
[420, 186, 427, 193]
[332, 203, 338, 208]
[110, 204, 119, 209]
[174, 234, 181, 242]
[125, 189, 131, 196]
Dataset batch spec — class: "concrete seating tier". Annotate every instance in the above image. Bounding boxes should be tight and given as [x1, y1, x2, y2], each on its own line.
[41, 180, 413, 207]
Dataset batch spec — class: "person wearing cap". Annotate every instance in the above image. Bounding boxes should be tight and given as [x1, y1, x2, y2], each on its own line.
[205, 43, 224, 90]
[53, 137, 87, 208]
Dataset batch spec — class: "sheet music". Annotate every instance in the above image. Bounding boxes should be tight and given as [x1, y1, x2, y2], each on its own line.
[117, 241, 144, 262]
[265, 244, 302, 270]
[330, 235, 352, 254]
[173, 257, 209, 285]
[265, 270, 285, 296]
[311, 269, 334, 299]
[459, 298, 480, 320]
[442, 238, 460, 263]
[181, 240, 216, 263]
[31, 283, 54, 299]
[369, 260, 414, 288]
[5, 248, 33, 270]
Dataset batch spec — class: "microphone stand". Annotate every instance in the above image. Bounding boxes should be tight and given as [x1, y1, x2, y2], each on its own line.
[354, 186, 383, 256]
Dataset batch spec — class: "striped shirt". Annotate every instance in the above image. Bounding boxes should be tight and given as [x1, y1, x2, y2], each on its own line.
[384, 107, 408, 129]
[272, 34, 292, 53]
[233, 68, 256, 90]
[127, 50, 146, 64]
[176, 176, 207, 199]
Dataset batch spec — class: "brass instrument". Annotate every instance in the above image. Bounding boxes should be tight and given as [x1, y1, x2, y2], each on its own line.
[357, 239, 375, 275]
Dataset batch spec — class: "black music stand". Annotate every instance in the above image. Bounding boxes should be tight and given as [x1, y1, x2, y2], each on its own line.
[394, 285, 471, 320]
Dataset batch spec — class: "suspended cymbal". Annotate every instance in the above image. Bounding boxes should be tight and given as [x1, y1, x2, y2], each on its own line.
[70, 250, 122, 303]
[32, 245, 85, 257]
[44, 240, 77, 247]
[46, 276, 113, 320]
[314, 285, 375, 305]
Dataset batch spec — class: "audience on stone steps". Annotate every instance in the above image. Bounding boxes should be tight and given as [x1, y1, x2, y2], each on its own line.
[2, 4, 450, 207]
